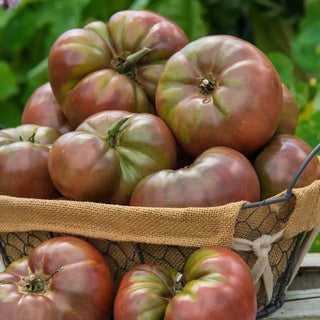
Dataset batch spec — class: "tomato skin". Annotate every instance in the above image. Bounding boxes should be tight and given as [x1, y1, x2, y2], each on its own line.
[130, 146, 260, 207]
[48, 10, 189, 127]
[48, 110, 177, 204]
[22, 83, 73, 133]
[254, 134, 320, 199]
[0, 124, 61, 199]
[274, 84, 299, 135]
[114, 247, 257, 320]
[156, 35, 282, 157]
[0, 236, 114, 320]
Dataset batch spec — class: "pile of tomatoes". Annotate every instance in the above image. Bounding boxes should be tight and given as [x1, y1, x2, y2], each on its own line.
[1, 9, 320, 319]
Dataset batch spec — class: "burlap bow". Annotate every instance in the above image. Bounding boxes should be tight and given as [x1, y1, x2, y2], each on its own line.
[232, 229, 285, 304]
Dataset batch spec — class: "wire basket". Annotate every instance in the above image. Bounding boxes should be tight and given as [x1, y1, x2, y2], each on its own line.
[1, 143, 320, 318]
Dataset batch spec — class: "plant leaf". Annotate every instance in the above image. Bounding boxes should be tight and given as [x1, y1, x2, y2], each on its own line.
[267, 51, 295, 90]
[0, 60, 18, 101]
[130, 0, 209, 41]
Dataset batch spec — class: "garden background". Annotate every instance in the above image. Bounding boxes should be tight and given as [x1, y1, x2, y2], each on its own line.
[1, 0, 320, 251]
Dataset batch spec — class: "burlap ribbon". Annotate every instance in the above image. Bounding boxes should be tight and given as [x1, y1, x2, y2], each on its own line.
[232, 229, 285, 304]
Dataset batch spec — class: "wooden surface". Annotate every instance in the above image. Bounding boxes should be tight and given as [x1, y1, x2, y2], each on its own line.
[289, 253, 320, 291]
[263, 289, 320, 319]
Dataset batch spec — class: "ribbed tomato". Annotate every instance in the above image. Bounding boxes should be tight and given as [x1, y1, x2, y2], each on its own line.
[254, 134, 320, 199]
[22, 82, 72, 133]
[156, 35, 283, 157]
[0, 124, 61, 199]
[274, 83, 299, 135]
[114, 246, 257, 320]
[48, 110, 177, 204]
[0, 236, 114, 320]
[48, 10, 189, 127]
[130, 146, 260, 207]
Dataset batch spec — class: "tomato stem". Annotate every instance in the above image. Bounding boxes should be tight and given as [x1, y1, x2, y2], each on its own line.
[116, 47, 151, 78]
[106, 116, 131, 148]
[199, 78, 216, 95]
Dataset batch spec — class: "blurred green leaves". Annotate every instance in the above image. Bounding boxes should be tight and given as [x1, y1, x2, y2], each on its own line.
[0, 0, 133, 127]
[0, 61, 18, 101]
[0, 0, 320, 143]
[267, 52, 295, 90]
[130, 0, 209, 41]
[292, 0, 320, 74]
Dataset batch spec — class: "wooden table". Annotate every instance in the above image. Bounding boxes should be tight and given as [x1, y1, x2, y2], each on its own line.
[264, 253, 320, 320]
[263, 288, 320, 320]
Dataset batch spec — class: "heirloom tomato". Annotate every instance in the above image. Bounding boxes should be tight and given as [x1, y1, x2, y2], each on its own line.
[22, 82, 73, 133]
[254, 134, 320, 199]
[156, 35, 283, 157]
[274, 83, 299, 135]
[0, 124, 61, 199]
[0, 236, 114, 320]
[48, 10, 189, 127]
[114, 246, 257, 320]
[130, 146, 260, 207]
[48, 110, 177, 204]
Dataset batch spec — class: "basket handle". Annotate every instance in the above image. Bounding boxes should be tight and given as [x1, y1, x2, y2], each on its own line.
[242, 142, 320, 209]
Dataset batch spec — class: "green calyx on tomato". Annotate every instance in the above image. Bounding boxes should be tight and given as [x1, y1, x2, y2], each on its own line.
[115, 47, 152, 79]
[106, 116, 131, 148]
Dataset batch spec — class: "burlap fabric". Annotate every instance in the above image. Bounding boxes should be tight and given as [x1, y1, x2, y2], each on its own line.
[1, 179, 320, 313]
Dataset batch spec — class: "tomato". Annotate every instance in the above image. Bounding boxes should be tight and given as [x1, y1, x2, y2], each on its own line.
[0, 124, 61, 199]
[48, 110, 177, 204]
[22, 82, 73, 133]
[0, 236, 114, 320]
[114, 246, 257, 320]
[156, 35, 283, 157]
[254, 134, 320, 199]
[48, 10, 189, 127]
[130, 146, 260, 207]
[274, 83, 299, 135]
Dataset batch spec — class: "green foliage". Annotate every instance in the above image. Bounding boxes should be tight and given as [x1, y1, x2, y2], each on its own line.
[0, 61, 18, 101]
[1, 0, 320, 249]
[130, 0, 209, 41]
[0, 0, 133, 127]
[310, 232, 320, 252]
[267, 52, 295, 91]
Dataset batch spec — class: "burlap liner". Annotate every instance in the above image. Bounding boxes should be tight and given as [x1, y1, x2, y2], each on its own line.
[1, 180, 319, 247]
[284, 179, 320, 238]
[0, 196, 245, 248]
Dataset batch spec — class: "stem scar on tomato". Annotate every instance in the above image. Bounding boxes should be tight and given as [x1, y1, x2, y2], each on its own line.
[199, 77, 216, 95]
[2, 266, 65, 295]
